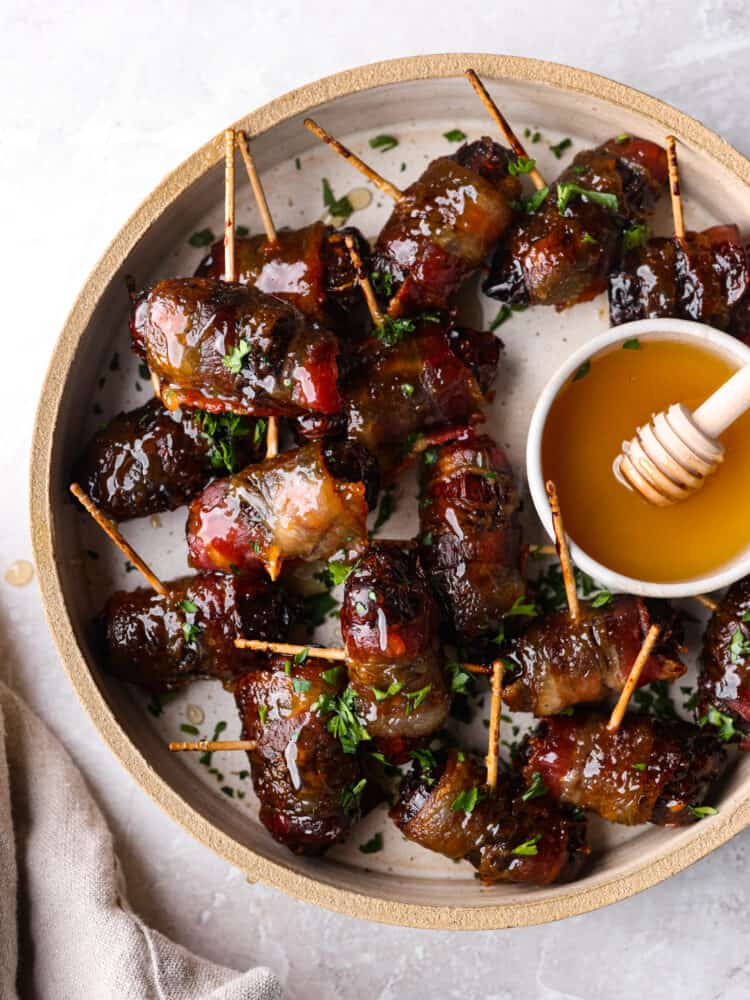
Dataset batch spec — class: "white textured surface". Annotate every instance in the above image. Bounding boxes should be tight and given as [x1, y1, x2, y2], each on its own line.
[4, 3, 750, 997]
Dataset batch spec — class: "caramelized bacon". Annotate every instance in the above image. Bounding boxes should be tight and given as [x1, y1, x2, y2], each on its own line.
[103, 573, 291, 693]
[372, 138, 520, 315]
[484, 136, 668, 309]
[340, 545, 450, 761]
[75, 399, 260, 521]
[390, 750, 588, 885]
[131, 278, 342, 418]
[699, 575, 750, 749]
[418, 431, 524, 641]
[503, 597, 686, 716]
[521, 712, 724, 826]
[186, 441, 372, 577]
[235, 654, 362, 854]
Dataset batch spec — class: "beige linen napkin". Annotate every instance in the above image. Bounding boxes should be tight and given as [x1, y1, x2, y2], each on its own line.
[0, 680, 282, 1000]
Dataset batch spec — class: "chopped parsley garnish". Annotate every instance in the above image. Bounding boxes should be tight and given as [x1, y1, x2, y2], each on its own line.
[512, 834, 542, 856]
[573, 359, 591, 381]
[698, 705, 737, 742]
[513, 186, 550, 215]
[448, 661, 472, 696]
[492, 594, 538, 644]
[443, 129, 467, 142]
[615, 133, 630, 144]
[124, 560, 135, 573]
[632, 762, 647, 771]
[401, 382, 415, 398]
[327, 560, 354, 586]
[421, 532, 433, 546]
[490, 305, 512, 330]
[556, 182, 618, 215]
[372, 680, 404, 702]
[404, 685, 432, 714]
[729, 627, 750, 663]
[223, 339, 251, 374]
[374, 316, 415, 347]
[689, 805, 718, 819]
[508, 156, 537, 176]
[180, 723, 199, 736]
[322, 177, 353, 221]
[622, 223, 652, 253]
[581, 232, 598, 246]
[198, 720, 227, 766]
[410, 749, 438, 784]
[314, 687, 370, 753]
[371, 485, 395, 536]
[321, 666, 342, 687]
[295, 157, 301, 170]
[180, 599, 202, 647]
[341, 777, 367, 813]
[423, 448, 439, 465]
[188, 228, 215, 247]
[258, 704, 268, 726]
[359, 832, 383, 854]
[195, 411, 252, 474]
[369, 134, 399, 153]
[294, 647, 309, 665]
[371, 271, 395, 298]
[451, 785, 483, 815]
[292, 677, 312, 695]
[591, 589, 613, 608]
[521, 771, 548, 802]
[549, 138, 572, 159]
[302, 591, 337, 629]
[622, 338, 641, 350]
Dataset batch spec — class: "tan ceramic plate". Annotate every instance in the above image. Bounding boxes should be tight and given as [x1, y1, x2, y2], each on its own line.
[31, 54, 750, 929]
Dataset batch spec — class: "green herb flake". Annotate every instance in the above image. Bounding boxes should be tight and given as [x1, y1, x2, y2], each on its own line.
[549, 138, 572, 159]
[443, 129, 467, 142]
[321, 666, 342, 687]
[451, 785, 483, 815]
[514, 185, 550, 215]
[615, 133, 630, 144]
[223, 339, 251, 374]
[698, 705, 737, 742]
[359, 832, 383, 854]
[449, 662, 472, 696]
[508, 156, 537, 177]
[124, 560, 135, 573]
[374, 316, 415, 347]
[188, 228, 215, 248]
[421, 532, 434, 547]
[341, 777, 367, 813]
[292, 677, 312, 695]
[401, 382, 415, 398]
[557, 182, 618, 215]
[327, 560, 354, 587]
[729, 627, 750, 663]
[294, 647, 310, 665]
[689, 805, 718, 819]
[490, 305, 512, 331]
[521, 771, 548, 802]
[315, 687, 371, 754]
[622, 223, 652, 254]
[622, 338, 641, 351]
[512, 834, 542, 856]
[372, 680, 404, 702]
[322, 177, 354, 221]
[410, 749, 437, 783]
[369, 134, 399, 153]
[372, 486, 395, 535]
[294, 157, 301, 170]
[180, 723, 200, 736]
[591, 589, 613, 608]
[180, 599, 198, 614]
[404, 684, 432, 714]
[632, 762, 647, 771]
[581, 232, 598, 246]
[221, 786, 235, 798]
[573, 359, 591, 382]
[371, 271, 395, 298]
[258, 704, 268, 726]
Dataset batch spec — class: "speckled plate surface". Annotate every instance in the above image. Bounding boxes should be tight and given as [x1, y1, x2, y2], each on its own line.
[30, 54, 750, 929]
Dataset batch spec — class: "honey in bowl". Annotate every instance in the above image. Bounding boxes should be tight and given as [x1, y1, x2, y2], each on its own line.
[542, 337, 750, 582]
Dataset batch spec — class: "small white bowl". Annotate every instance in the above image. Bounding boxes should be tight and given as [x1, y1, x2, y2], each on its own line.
[526, 317, 750, 598]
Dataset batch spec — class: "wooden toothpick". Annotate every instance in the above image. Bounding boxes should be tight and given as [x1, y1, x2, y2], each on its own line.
[607, 624, 661, 732]
[693, 593, 718, 612]
[224, 129, 236, 283]
[545, 480, 580, 622]
[69, 483, 168, 596]
[464, 69, 547, 192]
[236, 131, 278, 245]
[485, 658, 504, 792]
[304, 118, 402, 202]
[666, 135, 685, 242]
[169, 739, 257, 752]
[234, 638, 347, 661]
[344, 234, 385, 326]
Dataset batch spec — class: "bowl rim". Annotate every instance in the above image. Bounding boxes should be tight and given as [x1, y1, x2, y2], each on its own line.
[526, 318, 750, 598]
[29, 52, 750, 931]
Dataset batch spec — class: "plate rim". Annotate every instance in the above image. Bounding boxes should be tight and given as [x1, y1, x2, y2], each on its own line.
[29, 51, 750, 930]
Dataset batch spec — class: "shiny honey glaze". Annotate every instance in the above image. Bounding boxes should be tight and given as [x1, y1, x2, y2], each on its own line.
[542, 337, 750, 582]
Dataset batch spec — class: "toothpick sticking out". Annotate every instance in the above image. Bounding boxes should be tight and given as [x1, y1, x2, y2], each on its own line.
[224, 129, 236, 282]
[237, 131, 277, 245]
[666, 135, 685, 242]
[344, 234, 385, 327]
[464, 69, 547, 192]
[485, 658, 504, 792]
[607, 624, 661, 732]
[265, 418, 279, 460]
[235, 638, 347, 661]
[169, 740, 257, 752]
[694, 594, 718, 613]
[545, 481, 580, 622]
[69, 484, 167, 596]
[304, 118, 403, 202]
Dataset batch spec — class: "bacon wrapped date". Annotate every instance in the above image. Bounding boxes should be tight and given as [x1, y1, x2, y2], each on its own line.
[186, 441, 372, 577]
[503, 596, 686, 716]
[390, 750, 588, 885]
[521, 711, 724, 826]
[698, 574, 750, 749]
[340, 545, 450, 761]
[418, 431, 523, 641]
[131, 278, 342, 417]
[103, 572, 291, 692]
[609, 224, 750, 330]
[234, 654, 362, 854]
[484, 136, 668, 309]
[372, 138, 521, 316]
[195, 223, 369, 329]
[75, 399, 262, 521]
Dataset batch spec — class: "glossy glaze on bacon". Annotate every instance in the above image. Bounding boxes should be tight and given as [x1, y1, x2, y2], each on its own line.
[234, 654, 362, 855]
[195, 223, 369, 329]
[503, 597, 686, 716]
[186, 441, 372, 576]
[521, 712, 724, 826]
[484, 136, 668, 309]
[418, 431, 523, 641]
[609, 224, 750, 330]
[75, 399, 261, 521]
[103, 573, 291, 692]
[699, 575, 750, 749]
[372, 138, 521, 316]
[131, 278, 342, 417]
[340, 545, 450, 761]
[390, 750, 589, 885]
[344, 322, 499, 480]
